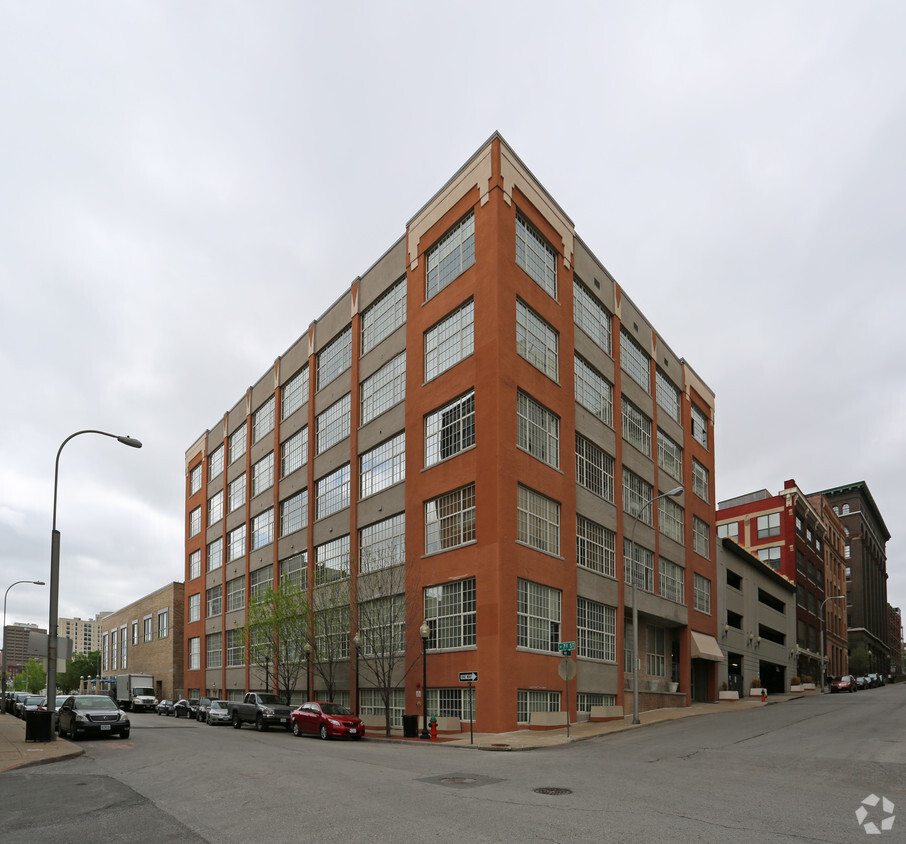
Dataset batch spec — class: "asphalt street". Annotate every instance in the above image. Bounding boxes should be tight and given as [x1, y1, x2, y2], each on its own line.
[2, 686, 904, 843]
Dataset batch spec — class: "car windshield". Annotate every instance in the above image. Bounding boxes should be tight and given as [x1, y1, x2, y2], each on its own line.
[75, 696, 117, 710]
[211, 701, 227, 710]
[26, 696, 44, 705]
[256, 694, 282, 705]
[319, 703, 352, 716]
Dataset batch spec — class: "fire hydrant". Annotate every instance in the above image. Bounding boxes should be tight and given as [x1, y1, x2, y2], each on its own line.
[761, 690, 766, 703]
[429, 715, 438, 741]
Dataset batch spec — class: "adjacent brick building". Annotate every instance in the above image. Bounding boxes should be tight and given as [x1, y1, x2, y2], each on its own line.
[184, 132, 719, 733]
[99, 583, 184, 700]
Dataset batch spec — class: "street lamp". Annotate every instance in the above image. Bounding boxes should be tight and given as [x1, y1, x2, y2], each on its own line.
[303, 642, 311, 701]
[628, 486, 684, 725]
[1, 579, 46, 709]
[47, 430, 141, 736]
[819, 594, 846, 692]
[419, 621, 431, 738]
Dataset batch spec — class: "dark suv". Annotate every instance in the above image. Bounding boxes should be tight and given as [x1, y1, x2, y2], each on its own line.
[58, 695, 130, 739]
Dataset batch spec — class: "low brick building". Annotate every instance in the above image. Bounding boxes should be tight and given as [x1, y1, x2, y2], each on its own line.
[99, 582, 184, 700]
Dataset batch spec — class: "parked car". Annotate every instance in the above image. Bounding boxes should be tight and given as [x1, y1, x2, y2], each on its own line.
[290, 702, 365, 740]
[866, 673, 884, 688]
[57, 694, 130, 740]
[196, 697, 212, 722]
[172, 699, 195, 718]
[855, 676, 870, 690]
[156, 699, 176, 716]
[206, 699, 231, 725]
[11, 692, 30, 716]
[227, 692, 292, 731]
[830, 675, 858, 693]
[16, 695, 45, 718]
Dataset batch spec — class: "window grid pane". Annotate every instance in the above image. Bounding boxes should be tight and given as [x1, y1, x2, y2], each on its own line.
[206, 584, 222, 617]
[252, 452, 274, 497]
[207, 537, 223, 572]
[575, 434, 614, 501]
[317, 327, 352, 390]
[574, 355, 613, 425]
[425, 484, 476, 553]
[226, 576, 245, 612]
[516, 214, 557, 297]
[206, 632, 222, 669]
[316, 394, 351, 454]
[208, 490, 223, 526]
[573, 279, 612, 355]
[691, 404, 709, 449]
[230, 426, 247, 464]
[655, 370, 681, 422]
[209, 445, 224, 481]
[425, 300, 475, 381]
[360, 352, 406, 425]
[424, 577, 476, 650]
[693, 517, 710, 559]
[657, 430, 683, 481]
[658, 497, 684, 544]
[622, 468, 653, 524]
[360, 513, 406, 572]
[517, 391, 559, 469]
[316, 464, 350, 519]
[517, 485, 560, 556]
[251, 508, 274, 550]
[620, 329, 650, 392]
[516, 579, 561, 652]
[315, 535, 350, 585]
[692, 459, 709, 502]
[621, 396, 652, 456]
[229, 473, 246, 513]
[280, 490, 308, 536]
[360, 433, 406, 497]
[517, 689, 561, 724]
[516, 299, 558, 379]
[426, 213, 475, 300]
[577, 515, 616, 578]
[249, 565, 273, 602]
[577, 597, 616, 661]
[659, 558, 685, 604]
[425, 391, 475, 466]
[228, 524, 246, 562]
[282, 366, 310, 420]
[279, 552, 307, 589]
[694, 573, 711, 614]
[281, 427, 308, 477]
[623, 540, 655, 593]
[362, 277, 407, 354]
[253, 396, 275, 443]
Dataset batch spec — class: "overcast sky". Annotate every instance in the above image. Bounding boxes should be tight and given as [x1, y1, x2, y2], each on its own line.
[2, 3, 904, 644]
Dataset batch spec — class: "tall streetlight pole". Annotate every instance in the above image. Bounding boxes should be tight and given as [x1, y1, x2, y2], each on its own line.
[47, 430, 141, 735]
[629, 486, 684, 725]
[819, 594, 846, 692]
[419, 621, 430, 738]
[2, 579, 45, 708]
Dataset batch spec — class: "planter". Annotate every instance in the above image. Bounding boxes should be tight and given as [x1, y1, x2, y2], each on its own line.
[802, 683, 816, 691]
[789, 685, 804, 693]
[749, 687, 766, 697]
[668, 682, 679, 693]
[718, 690, 739, 701]
[647, 679, 659, 692]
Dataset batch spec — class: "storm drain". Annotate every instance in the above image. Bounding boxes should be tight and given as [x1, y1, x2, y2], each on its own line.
[533, 787, 573, 796]
[419, 773, 504, 789]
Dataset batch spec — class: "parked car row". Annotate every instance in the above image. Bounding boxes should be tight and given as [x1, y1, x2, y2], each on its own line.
[152, 693, 364, 739]
[829, 673, 887, 693]
[3, 691, 46, 718]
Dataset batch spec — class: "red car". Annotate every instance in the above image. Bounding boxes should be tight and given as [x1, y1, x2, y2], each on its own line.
[290, 702, 365, 740]
[830, 675, 858, 693]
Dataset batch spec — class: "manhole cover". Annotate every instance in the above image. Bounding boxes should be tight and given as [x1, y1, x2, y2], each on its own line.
[534, 787, 573, 796]
[439, 776, 478, 784]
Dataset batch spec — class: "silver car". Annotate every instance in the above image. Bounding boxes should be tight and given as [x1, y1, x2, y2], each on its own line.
[206, 699, 231, 725]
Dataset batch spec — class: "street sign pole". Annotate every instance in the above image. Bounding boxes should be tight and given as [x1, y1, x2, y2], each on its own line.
[468, 681, 474, 745]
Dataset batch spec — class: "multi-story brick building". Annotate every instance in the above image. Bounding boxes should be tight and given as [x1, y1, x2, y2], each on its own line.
[99, 583, 184, 700]
[888, 605, 903, 678]
[811, 481, 890, 675]
[807, 493, 848, 680]
[717, 480, 827, 682]
[2, 623, 46, 682]
[183, 132, 719, 733]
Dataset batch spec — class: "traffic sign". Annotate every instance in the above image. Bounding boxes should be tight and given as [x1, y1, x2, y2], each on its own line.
[459, 671, 478, 682]
[558, 641, 576, 652]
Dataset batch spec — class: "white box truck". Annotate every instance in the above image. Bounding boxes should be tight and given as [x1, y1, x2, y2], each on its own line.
[115, 674, 157, 712]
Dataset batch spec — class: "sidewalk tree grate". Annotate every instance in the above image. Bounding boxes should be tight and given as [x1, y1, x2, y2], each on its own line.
[534, 787, 572, 796]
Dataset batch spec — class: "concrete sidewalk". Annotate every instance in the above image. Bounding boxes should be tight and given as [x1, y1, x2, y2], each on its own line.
[0, 694, 802, 770]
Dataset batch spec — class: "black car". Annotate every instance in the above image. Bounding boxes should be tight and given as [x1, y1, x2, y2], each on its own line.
[173, 699, 195, 718]
[57, 694, 130, 740]
[156, 699, 176, 716]
[195, 697, 212, 722]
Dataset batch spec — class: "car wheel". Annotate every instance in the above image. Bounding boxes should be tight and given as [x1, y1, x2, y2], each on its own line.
[292, 721, 302, 737]
[255, 714, 268, 732]
[319, 724, 329, 741]
[232, 712, 242, 729]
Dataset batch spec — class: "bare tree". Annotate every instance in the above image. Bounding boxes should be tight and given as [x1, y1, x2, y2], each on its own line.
[310, 577, 350, 701]
[355, 562, 422, 736]
[241, 581, 310, 706]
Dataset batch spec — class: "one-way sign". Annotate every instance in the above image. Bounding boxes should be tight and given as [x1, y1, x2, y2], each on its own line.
[459, 671, 478, 682]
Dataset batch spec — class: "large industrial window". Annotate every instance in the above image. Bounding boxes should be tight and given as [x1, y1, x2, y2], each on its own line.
[425, 391, 475, 466]
[426, 212, 475, 300]
[516, 299, 558, 380]
[425, 299, 474, 381]
[517, 579, 561, 652]
[424, 577, 476, 650]
[516, 213, 557, 297]
[362, 277, 407, 353]
[425, 484, 476, 553]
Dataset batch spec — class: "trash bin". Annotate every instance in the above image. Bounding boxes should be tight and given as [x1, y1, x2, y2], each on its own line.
[402, 714, 418, 738]
[25, 710, 54, 742]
